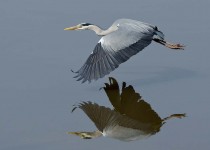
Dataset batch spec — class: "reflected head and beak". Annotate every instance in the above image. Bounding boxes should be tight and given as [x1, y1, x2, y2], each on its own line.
[68, 130, 102, 139]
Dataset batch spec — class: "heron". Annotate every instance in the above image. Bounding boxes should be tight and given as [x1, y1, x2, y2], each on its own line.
[64, 19, 185, 83]
[69, 77, 186, 141]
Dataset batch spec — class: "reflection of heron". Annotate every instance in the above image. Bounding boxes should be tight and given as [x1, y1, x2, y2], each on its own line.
[69, 77, 185, 141]
[64, 19, 184, 83]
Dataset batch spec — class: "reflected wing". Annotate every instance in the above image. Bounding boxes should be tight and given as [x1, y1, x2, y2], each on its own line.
[73, 21, 155, 83]
[103, 77, 162, 124]
[72, 101, 121, 132]
[120, 84, 162, 124]
[103, 77, 121, 112]
[73, 101, 159, 133]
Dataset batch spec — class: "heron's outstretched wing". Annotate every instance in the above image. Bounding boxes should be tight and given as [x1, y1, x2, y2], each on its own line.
[73, 20, 155, 83]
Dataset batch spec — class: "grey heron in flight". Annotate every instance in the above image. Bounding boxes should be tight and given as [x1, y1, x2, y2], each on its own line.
[64, 19, 185, 83]
[69, 77, 186, 141]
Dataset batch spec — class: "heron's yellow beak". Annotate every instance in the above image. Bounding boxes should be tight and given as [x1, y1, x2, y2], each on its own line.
[64, 24, 81, 31]
[67, 132, 84, 138]
[67, 132, 79, 135]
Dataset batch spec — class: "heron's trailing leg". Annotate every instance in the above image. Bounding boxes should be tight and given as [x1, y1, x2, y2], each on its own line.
[153, 38, 185, 50]
[162, 113, 186, 122]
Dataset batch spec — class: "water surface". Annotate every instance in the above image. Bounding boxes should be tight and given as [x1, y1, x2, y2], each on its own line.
[0, 0, 210, 150]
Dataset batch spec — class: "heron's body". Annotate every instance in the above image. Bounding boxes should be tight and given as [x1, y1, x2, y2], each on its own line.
[64, 19, 184, 83]
[70, 101, 160, 141]
[103, 124, 151, 141]
[69, 78, 185, 141]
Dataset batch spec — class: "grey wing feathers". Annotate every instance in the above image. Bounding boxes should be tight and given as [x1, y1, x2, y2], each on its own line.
[73, 43, 119, 83]
[73, 37, 152, 83]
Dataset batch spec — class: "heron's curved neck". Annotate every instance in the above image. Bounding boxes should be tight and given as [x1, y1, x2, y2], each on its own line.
[89, 25, 118, 36]
[89, 130, 103, 138]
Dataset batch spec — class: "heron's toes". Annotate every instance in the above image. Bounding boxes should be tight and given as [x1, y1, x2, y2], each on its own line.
[166, 43, 185, 50]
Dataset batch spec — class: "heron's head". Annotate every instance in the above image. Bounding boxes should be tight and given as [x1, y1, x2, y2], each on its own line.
[68, 131, 102, 139]
[64, 23, 93, 31]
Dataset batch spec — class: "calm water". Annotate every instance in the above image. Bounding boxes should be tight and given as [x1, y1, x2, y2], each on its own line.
[0, 0, 210, 150]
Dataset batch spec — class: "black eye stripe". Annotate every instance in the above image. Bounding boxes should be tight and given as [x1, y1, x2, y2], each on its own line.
[81, 23, 92, 26]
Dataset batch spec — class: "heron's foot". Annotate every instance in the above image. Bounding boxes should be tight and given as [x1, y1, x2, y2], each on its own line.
[165, 42, 185, 50]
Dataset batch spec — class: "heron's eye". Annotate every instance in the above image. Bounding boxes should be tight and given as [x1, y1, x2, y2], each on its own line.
[117, 24, 120, 27]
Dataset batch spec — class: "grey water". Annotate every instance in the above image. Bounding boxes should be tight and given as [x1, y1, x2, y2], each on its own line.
[0, 0, 210, 150]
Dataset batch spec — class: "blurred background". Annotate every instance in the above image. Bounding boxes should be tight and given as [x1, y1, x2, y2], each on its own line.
[0, 0, 210, 149]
